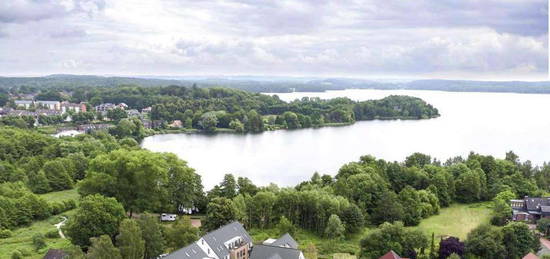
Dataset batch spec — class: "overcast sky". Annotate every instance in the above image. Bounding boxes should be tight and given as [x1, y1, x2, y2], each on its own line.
[0, 0, 547, 80]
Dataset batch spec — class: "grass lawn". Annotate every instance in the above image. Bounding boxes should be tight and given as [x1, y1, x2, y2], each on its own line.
[38, 189, 80, 204]
[0, 190, 82, 258]
[0, 210, 76, 259]
[409, 202, 492, 240]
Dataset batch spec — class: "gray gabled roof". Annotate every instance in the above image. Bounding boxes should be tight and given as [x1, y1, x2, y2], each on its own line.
[164, 242, 210, 259]
[270, 233, 298, 249]
[201, 221, 252, 258]
[249, 245, 302, 259]
[525, 197, 550, 211]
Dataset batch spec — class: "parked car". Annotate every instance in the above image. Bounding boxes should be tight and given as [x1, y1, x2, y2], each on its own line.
[160, 213, 177, 222]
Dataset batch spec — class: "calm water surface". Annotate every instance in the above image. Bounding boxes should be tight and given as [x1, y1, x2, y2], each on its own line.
[142, 89, 550, 189]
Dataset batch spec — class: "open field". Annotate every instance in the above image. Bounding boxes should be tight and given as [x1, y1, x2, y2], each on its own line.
[0, 210, 76, 259]
[39, 189, 80, 204]
[410, 202, 492, 240]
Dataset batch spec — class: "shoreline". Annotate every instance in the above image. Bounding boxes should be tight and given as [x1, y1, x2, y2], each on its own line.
[143, 114, 440, 138]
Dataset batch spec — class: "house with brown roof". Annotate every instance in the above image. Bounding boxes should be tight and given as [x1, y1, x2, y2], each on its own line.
[378, 250, 409, 259]
[522, 252, 539, 259]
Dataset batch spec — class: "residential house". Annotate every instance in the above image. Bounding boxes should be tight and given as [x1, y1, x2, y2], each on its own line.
[262, 233, 298, 248]
[511, 197, 550, 222]
[42, 249, 68, 259]
[142, 119, 152, 129]
[251, 233, 304, 259]
[14, 100, 33, 109]
[142, 106, 152, 113]
[117, 103, 128, 110]
[77, 124, 114, 133]
[61, 101, 87, 113]
[522, 253, 539, 259]
[126, 109, 141, 117]
[378, 250, 408, 259]
[95, 103, 116, 112]
[165, 221, 253, 259]
[169, 120, 183, 128]
[164, 222, 304, 259]
[249, 245, 304, 259]
[36, 100, 61, 110]
[0, 107, 12, 116]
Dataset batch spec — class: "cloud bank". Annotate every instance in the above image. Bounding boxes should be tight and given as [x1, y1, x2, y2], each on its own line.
[0, 0, 547, 80]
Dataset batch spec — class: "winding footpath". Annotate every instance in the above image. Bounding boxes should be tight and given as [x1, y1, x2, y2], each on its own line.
[54, 216, 67, 239]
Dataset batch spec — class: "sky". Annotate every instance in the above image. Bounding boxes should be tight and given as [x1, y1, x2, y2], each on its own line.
[0, 0, 548, 80]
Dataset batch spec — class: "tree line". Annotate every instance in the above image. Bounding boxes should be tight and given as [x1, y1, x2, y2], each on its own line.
[4, 84, 439, 133]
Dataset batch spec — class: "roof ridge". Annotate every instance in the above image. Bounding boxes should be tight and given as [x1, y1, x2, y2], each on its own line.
[256, 244, 301, 251]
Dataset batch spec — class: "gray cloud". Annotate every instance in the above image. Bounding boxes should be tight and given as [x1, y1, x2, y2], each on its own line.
[0, 0, 106, 23]
[0, 0, 546, 79]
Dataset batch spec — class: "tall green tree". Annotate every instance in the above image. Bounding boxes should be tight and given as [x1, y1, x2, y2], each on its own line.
[537, 218, 550, 237]
[324, 214, 345, 240]
[250, 191, 276, 228]
[79, 150, 202, 216]
[360, 221, 428, 259]
[43, 160, 73, 191]
[502, 222, 539, 259]
[165, 216, 199, 252]
[277, 216, 296, 236]
[219, 174, 237, 199]
[465, 224, 505, 259]
[65, 194, 126, 248]
[340, 204, 364, 234]
[86, 235, 122, 259]
[399, 186, 422, 226]
[204, 197, 236, 231]
[107, 108, 128, 122]
[137, 214, 165, 259]
[116, 219, 145, 259]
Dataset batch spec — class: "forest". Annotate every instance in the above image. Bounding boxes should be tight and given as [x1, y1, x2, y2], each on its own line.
[0, 125, 549, 258]
[2, 75, 550, 94]
[1, 85, 439, 133]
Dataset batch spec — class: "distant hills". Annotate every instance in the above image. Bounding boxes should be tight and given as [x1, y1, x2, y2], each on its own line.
[1, 74, 550, 94]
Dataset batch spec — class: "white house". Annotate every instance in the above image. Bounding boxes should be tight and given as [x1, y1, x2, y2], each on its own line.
[14, 100, 33, 109]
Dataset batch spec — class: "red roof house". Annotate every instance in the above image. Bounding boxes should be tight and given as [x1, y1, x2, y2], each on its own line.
[379, 250, 409, 259]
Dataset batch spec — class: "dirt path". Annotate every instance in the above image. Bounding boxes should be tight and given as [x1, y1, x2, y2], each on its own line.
[54, 216, 68, 239]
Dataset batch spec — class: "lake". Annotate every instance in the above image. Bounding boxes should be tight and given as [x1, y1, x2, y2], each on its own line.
[141, 89, 550, 189]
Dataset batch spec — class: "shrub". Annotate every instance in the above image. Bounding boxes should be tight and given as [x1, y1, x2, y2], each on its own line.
[0, 229, 12, 238]
[50, 202, 64, 215]
[11, 250, 23, 259]
[49, 200, 77, 215]
[45, 230, 60, 238]
[32, 233, 46, 251]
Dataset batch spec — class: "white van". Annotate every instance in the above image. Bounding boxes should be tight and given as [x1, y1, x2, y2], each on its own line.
[160, 213, 177, 222]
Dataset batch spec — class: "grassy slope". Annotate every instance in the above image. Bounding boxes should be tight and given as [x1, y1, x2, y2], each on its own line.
[409, 202, 492, 240]
[38, 189, 80, 203]
[0, 189, 80, 258]
[0, 211, 76, 259]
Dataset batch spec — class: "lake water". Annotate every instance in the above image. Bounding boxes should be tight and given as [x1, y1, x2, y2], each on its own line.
[142, 89, 550, 189]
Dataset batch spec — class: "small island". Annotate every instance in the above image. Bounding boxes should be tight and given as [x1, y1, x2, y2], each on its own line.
[147, 86, 440, 133]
